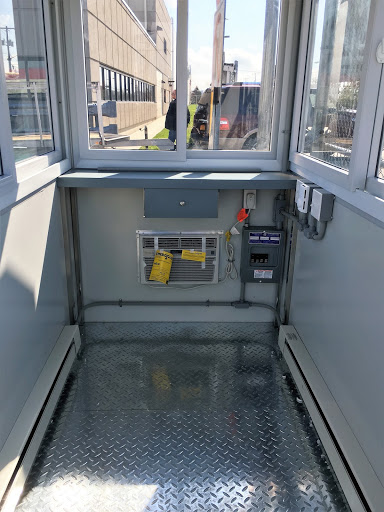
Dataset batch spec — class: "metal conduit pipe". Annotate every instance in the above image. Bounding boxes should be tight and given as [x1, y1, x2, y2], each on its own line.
[77, 300, 282, 326]
[312, 220, 327, 241]
[279, 209, 297, 223]
[279, 209, 308, 232]
[298, 212, 308, 231]
[304, 214, 317, 239]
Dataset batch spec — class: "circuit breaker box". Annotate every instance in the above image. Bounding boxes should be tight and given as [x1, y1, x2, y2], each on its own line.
[240, 226, 285, 283]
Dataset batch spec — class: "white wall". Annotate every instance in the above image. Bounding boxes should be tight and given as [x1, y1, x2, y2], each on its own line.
[290, 199, 384, 487]
[77, 188, 280, 322]
[0, 183, 68, 451]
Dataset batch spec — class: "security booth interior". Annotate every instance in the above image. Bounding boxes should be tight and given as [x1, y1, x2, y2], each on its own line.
[0, 1, 384, 511]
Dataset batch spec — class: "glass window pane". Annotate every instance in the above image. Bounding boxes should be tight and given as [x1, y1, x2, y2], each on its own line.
[83, 0, 175, 151]
[111, 72, 116, 100]
[188, 0, 281, 151]
[116, 73, 121, 101]
[300, 0, 371, 171]
[377, 133, 384, 179]
[1, 0, 54, 163]
[105, 69, 111, 100]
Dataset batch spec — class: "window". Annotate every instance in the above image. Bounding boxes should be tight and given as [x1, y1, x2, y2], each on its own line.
[377, 137, 384, 180]
[288, 0, 384, 221]
[187, 0, 282, 151]
[1, 0, 54, 164]
[299, 0, 371, 172]
[104, 68, 111, 100]
[70, 0, 298, 166]
[99, 68, 155, 104]
[82, 0, 175, 150]
[164, 38, 167, 54]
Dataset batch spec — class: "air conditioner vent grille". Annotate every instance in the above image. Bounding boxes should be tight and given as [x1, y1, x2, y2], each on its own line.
[144, 257, 216, 282]
[142, 237, 180, 249]
[142, 237, 217, 250]
[137, 231, 222, 285]
[180, 238, 217, 249]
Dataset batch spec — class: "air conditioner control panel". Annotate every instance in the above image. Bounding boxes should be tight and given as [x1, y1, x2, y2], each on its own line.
[240, 227, 285, 283]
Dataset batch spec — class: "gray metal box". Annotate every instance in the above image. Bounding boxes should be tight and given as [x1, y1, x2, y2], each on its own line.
[310, 188, 334, 221]
[144, 189, 218, 218]
[295, 180, 319, 213]
[240, 226, 285, 283]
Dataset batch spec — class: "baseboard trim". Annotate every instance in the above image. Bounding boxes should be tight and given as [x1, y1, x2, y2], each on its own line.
[0, 326, 81, 507]
[279, 325, 383, 512]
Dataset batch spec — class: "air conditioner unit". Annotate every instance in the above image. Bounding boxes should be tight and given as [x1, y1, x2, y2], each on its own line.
[136, 231, 223, 285]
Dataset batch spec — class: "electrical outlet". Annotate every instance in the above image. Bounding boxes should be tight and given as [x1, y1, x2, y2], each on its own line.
[243, 190, 256, 210]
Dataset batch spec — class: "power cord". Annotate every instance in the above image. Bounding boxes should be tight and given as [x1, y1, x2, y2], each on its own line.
[223, 239, 238, 281]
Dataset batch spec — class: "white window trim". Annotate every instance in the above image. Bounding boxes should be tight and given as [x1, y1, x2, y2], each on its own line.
[0, 0, 72, 211]
[365, 1, 384, 202]
[365, 67, 384, 200]
[64, 0, 301, 171]
[291, 161, 384, 225]
[0, 41, 17, 191]
[15, 0, 64, 181]
[289, 0, 384, 195]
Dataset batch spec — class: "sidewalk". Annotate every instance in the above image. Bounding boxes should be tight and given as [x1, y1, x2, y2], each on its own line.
[120, 115, 167, 141]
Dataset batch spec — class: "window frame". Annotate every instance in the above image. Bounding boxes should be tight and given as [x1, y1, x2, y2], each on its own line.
[64, 0, 302, 170]
[289, 0, 384, 194]
[0, 0, 71, 212]
[365, 15, 384, 201]
[0, 0, 68, 188]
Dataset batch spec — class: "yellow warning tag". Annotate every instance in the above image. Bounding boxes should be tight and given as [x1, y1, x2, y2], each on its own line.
[181, 250, 206, 262]
[149, 250, 173, 284]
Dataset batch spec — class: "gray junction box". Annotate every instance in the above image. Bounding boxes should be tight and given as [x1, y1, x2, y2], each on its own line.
[240, 226, 285, 283]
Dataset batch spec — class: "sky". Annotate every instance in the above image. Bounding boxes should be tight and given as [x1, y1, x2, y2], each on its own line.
[1, 1, 17, 73]
[165, 0, 270, 92]
[2, 0, 272, 88]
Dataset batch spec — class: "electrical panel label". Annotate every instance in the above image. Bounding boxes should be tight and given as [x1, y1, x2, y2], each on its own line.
[249, 232, 281, 245]
[254, 269, 273, 280]
[181, 250, 206, 262]
[149, 250, 173, 284]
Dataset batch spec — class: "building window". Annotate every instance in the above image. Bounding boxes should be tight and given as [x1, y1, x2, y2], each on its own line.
[164, 38, 167, 54]
[99, 66, 155, 104]
[110, 72, 116, 101]
[104, 69, 111, 100]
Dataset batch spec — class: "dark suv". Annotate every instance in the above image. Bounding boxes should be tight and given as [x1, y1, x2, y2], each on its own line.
[190, 82, 260, 150]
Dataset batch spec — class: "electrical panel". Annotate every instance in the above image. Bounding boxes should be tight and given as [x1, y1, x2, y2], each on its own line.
[240, 227, 285, 283]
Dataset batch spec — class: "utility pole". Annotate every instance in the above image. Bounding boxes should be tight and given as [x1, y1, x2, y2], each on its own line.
[209, 0, 226, 150]
[1, 26, 14, 73]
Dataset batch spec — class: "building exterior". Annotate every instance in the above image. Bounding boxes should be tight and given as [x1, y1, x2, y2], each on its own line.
[83, 0, 173, 134]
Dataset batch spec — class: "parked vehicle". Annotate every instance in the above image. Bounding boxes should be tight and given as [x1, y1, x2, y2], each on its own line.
[190, 82, 260, 150]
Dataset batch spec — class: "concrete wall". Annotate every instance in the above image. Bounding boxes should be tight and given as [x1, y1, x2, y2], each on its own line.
[0, 184, 68, 451]
[290, 199, 384, 487]
[77, 188, 279, 322]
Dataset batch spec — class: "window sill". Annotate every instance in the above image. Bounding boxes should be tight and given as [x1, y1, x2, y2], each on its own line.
[0, 158, 71, 213]
[57, 169, 298, 190]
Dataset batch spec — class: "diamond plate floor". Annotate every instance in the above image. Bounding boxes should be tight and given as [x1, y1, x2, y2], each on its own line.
[16, 323, 350, 512]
